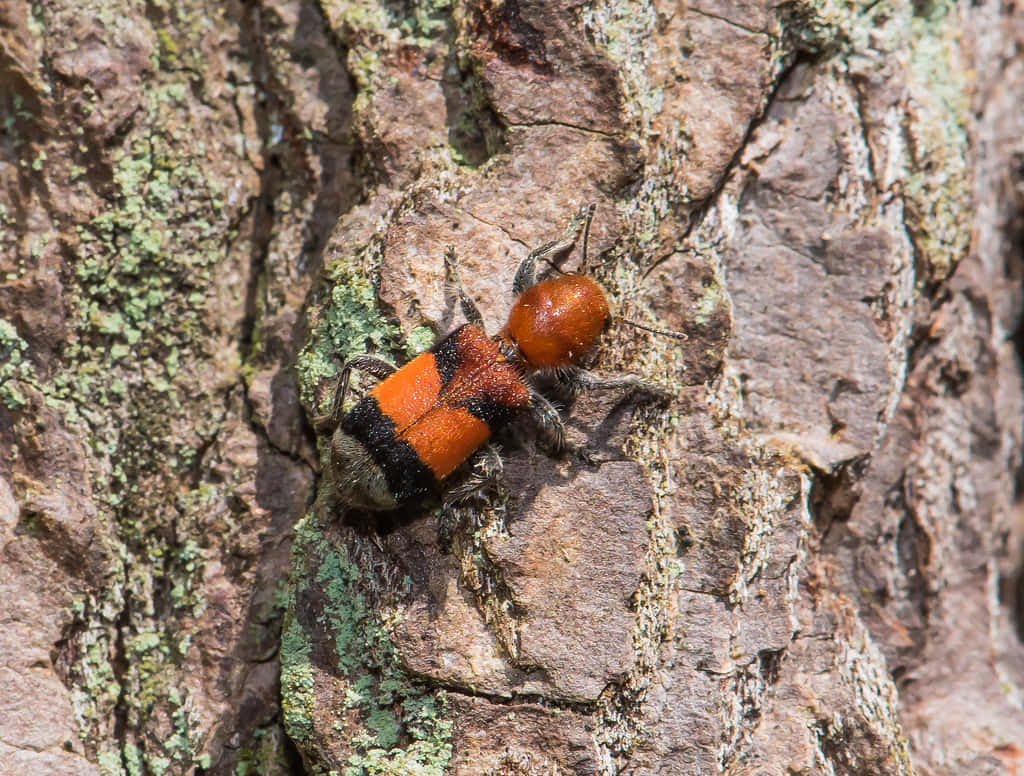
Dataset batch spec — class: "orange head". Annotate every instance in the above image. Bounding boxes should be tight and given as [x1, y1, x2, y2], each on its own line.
[500, 274, 610, 370]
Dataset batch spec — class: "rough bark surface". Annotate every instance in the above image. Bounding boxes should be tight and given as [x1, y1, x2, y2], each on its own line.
[2, 1, 1024, 775]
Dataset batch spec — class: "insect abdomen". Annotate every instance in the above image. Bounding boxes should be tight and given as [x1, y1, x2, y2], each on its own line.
[339, 324, 531, 505]
[339, 393, 438, 504]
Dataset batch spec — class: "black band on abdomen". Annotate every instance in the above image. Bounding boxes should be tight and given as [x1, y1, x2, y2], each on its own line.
[463, 394, 520, 428]
[341, 396, 438, 503]
[431, 327, 462, 385]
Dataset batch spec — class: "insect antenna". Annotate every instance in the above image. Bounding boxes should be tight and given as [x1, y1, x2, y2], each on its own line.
[531, 204, 597, 279]
[580, 202, 596, 274]
[615, 316, 689, 341]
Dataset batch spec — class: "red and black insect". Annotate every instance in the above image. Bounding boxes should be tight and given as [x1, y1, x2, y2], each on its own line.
[315, 206, 682, 511]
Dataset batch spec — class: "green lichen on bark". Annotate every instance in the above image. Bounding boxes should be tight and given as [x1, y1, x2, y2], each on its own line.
[296, 250, 436, 430]
[902, 2, 972, 282]
[841, 0, 970, 283]
[281, 512, 453, 775]
[29, 7, 248, 771]
[296, 255, 406, 417]
[0, 318, 31, 408]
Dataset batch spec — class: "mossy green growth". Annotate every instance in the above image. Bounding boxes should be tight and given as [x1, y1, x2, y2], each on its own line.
[32, 4, 259, 771]
[445, 71, 509, 168]
[68, 589, 206, 774]
[0, 318, 31, 409]
[405, 325, 435, 356]
[97, 748, 124, 776]
[778, 0, 846, 55]
[123, 743, 144, 776]
[54, 75, 232, 771]
[388, 0, 452, 43]
[2, 93, 34, 147]
[233, 725, 295, 776]
[296, 265, 393, 416]
[296, 259, 429, 418]
[902, 0, 970, 282]
[54, 81, 226, 473]
[694, 275, 728, 327]
[320, 0, 452, 49]
[323, 0, 453, 150]
[281, 513, 452, 775]
[280, 612, 317, 743]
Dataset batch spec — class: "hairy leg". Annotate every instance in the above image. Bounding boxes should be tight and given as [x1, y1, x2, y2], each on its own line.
[442, 443, 506, 509]
[444, 245, 486, 328]
[312, 355, 398, 434]
[511, 204, 595, 295]
[526, 386, 601, 465]
[560, 366, 673, 406]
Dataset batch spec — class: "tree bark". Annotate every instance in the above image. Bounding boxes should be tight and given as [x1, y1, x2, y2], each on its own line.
[2, 0, 1023, 775]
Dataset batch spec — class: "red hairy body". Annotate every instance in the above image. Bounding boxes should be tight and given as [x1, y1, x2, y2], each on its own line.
[372, 325, 531, 481]
[317, 207, 674, 512]
[502, 274, 610, 369]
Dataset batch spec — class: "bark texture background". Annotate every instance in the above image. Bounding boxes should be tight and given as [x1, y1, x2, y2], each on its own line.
[2, 0, 1024, 775]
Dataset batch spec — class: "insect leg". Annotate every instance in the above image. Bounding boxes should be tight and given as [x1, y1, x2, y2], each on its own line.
[440, 444, 505, 549]
[510, 245, 542, 295]
[528, 386, 601, 465]
[478, 443, 505, 483]
[442, 443, 506, 508]
[444, 245, 486, 328]
[561, 366, 673, 406]
[312, 355, 398, 434]
[511, 204, 595, 294]
[529, 389, 566, 451]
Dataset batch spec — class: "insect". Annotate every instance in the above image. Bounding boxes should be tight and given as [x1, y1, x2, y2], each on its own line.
[314, 206, 684, 511]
